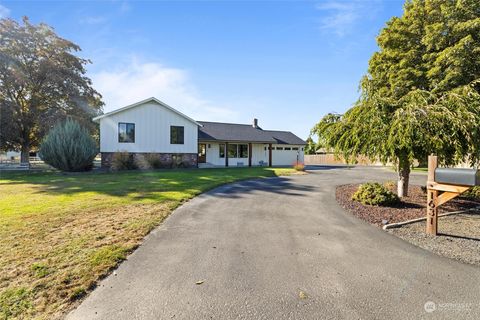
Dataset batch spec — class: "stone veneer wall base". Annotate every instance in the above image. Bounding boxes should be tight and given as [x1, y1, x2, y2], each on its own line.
[101, 152, 198, 169]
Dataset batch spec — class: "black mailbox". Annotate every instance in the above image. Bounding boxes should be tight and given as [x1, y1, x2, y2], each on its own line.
[435, 168, 480, 186]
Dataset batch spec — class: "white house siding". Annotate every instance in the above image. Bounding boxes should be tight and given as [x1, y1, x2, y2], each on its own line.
[252, 144, 268, 166]
[202, 142, 267, 166]
[99, 101, 198, 153]
[271, 144, 304, 166]
[201, 142, 304, 167]
[203, 143, 223, 166]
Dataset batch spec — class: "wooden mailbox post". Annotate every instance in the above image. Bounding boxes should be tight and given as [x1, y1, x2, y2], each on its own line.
[426, 155, 476, 235]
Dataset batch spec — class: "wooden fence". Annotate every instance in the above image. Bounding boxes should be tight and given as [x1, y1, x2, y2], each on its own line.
[304, 154, 384, 166]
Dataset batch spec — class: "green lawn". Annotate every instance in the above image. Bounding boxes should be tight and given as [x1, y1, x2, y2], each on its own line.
[0, 167, 296, 319]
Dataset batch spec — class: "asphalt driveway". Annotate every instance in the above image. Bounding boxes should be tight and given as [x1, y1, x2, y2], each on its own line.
[67, 166, 480, 320]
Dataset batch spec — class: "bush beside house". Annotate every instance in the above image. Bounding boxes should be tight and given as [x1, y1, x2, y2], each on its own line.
[39, 119, 97, 172]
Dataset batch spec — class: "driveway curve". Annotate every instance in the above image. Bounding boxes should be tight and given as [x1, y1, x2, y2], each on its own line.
[68, 166, 480, 320]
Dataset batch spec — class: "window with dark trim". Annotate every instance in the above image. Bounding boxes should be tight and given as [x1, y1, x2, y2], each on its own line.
[238, 144, 248, 158]
[225, 144, 249, 158]
[228, 144, 237, 158]
[170, 126, 184, 144]
[118, 123, 135, 143]
[219, 144, 225, 158]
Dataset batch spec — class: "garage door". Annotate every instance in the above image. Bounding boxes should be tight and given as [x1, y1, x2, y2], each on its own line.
[272, 146, 303, 166]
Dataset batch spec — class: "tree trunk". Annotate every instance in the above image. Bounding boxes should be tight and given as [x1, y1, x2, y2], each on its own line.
[20, 145, 30, 164]
[397, 154, 410, 198]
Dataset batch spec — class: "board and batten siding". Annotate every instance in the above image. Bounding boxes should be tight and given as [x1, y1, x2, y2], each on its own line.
[99, 101, 198, 153]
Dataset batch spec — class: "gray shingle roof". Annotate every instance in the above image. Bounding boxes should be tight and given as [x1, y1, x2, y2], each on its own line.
[263, 130, 307, 145]
[198, 121, 306, 145]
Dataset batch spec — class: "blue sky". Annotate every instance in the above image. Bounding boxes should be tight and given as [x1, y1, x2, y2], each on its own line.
[2, 0, 404, 139]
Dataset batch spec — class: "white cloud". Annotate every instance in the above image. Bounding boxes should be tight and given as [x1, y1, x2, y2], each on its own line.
[316, 1, 378, 36]
[79, 16, 107, 25]
[91, 58, 238, 121]
[0, 4, 10, 18]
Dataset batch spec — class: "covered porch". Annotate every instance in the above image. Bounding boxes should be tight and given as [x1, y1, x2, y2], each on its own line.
[198, 142, 272, 168]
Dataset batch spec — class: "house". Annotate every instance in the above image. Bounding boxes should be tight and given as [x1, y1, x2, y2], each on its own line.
[93, 97, 306, 168]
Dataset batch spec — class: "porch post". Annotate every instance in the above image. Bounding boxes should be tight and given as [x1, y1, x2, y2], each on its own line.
[268, 143, 272, 167]
[225, 142, 229, 167]
[248, 143, 252, 167]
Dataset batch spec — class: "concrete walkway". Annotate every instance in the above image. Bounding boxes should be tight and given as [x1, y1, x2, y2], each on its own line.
[68, 166, 480, 319]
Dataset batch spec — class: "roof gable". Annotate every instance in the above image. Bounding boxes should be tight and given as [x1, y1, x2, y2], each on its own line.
[92, 97, 201, 126]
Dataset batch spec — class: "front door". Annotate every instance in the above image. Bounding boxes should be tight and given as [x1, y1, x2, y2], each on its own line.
[198, 143, 206, 163]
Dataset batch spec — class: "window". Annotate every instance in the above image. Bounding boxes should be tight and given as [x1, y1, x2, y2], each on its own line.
[118, 123, 135, 143]
[170, 126, 184, 144]
[238, 144, 248, 158]
[228, 144, 237, 158]
[219, 144, 225, 158]
[225, 144, 249, 158]
[285, 147, 291, 151]
[276, 147, 283, 150]
[292, 147, 299, 151]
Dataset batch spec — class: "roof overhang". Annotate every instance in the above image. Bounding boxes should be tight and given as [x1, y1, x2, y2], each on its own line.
[198, 139, 276, 144]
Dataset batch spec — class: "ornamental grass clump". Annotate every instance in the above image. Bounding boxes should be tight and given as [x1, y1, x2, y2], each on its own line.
[352, 182, 400, 206]
[39, 119, 97, 172]
[293, 161, 305, 171]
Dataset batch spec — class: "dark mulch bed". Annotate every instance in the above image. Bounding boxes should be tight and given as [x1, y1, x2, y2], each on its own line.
[336, 184, 480, 227]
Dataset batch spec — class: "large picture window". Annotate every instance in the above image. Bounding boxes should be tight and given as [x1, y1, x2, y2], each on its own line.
[170, 126, 184, 144]
[228, 144, 237, 158]
[219, 144, 225, 158]
[118, 123, 135, 143]
[238, 144, 248, 158]
[225, 144, 248, 158]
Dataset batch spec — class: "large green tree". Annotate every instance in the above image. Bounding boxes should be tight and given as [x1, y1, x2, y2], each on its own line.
[0, 17, 103, 163]
[312, 0, 480, 197]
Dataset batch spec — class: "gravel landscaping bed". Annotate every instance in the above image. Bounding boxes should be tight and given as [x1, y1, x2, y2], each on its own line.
[387, 212, 480, 266]
[336, 184, 479, 227]
[336, 184, 480, 266]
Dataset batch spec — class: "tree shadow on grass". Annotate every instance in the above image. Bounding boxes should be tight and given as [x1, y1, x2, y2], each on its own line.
[0, 168, 313, 202]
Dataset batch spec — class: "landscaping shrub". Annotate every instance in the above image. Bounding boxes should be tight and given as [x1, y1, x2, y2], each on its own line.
[161, 160, 173, 169]
[172, 154, 183, 168]
[144, 154, 163, 169]
[111, 151, 137, 170]
[293, 161, 305, 171]
[39, 119, 97, 172]
[383, 180, 396, 191]
[463, 186, 480, 200]
[170, 154, 191, 168]
[181, 160, 192, 168]
[352, 182, 400, 206]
